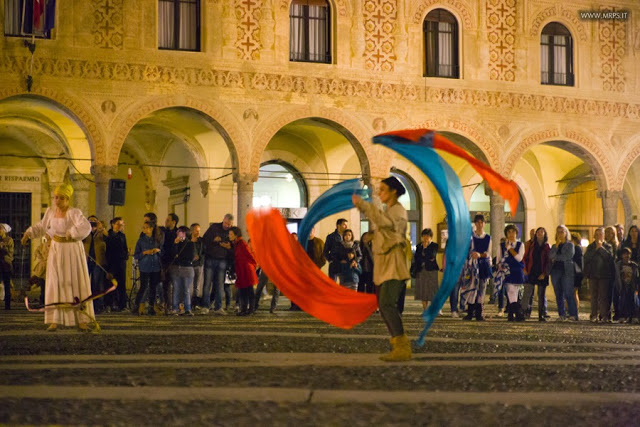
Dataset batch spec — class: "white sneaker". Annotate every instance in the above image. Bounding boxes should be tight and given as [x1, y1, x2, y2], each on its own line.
[451, 311, 459, 318]
[213, 308, 227, 316]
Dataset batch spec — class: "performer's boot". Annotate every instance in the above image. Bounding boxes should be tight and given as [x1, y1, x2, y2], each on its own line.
[380, 334, 412, 362]
[475, 303, 485, 321]
[463, 304, 475, 321]
[515, 302, 526, 322]
[507, 303, 515, 321]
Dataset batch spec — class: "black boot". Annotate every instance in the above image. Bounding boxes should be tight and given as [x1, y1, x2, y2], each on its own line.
[538, 308, 546, 321]
[515, 302, 526, 322]
[463, 304, 475, 321]
[507, 303, 515, 321]
[475, 303, 485, 321]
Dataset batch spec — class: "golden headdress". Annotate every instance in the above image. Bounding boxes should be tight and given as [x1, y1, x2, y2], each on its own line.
[54, 183, 74, 199]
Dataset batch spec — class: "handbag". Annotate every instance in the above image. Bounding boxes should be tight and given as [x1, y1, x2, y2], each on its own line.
[573, 261, 582, 276]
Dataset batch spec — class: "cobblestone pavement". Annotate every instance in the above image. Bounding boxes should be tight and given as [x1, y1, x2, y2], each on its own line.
[1, 296, 640, 426]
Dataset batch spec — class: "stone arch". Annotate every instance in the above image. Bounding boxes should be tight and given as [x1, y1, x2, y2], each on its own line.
[409, 118, 501, 170]
[504, 126, 613, 191]
[109, 95, 245, 175]
[251, 106, 373, 181]
[410, 0, 475, 30]
[529, 5, 588, 42]
[614, 132, 640, 190]
[0, 89, 106, 164]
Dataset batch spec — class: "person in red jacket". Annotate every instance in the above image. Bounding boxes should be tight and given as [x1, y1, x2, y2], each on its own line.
[228, 227, 258, 316]
[522, 227, 551, 321]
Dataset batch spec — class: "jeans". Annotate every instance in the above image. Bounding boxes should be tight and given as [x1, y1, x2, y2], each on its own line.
[550, 268, 577, 317]
[254, 271, 280, 310]
[136, 271, 160, 308]
[89, 263, 105, 313]
[172, 266, 194, 312]
[203, 258, 228, 310]
[522, 280, 548, 317]
[377, 279, 406, 337]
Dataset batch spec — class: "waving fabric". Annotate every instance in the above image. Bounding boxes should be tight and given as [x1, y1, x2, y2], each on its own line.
[373, 133, 472, 346]
[377, 129, 519, 214]
[297, 178, 370, 245]
[247, 208, 378, 329]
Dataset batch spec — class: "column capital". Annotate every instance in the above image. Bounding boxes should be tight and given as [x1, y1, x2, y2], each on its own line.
[235, 173, 258, 186]
[598, 190, 623, 201]
[90, 164, 118, 183]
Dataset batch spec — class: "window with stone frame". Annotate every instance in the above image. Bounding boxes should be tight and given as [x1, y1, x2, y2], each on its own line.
[424, 8, 459, 78]
[158, 0, 200, 51]
[289, 0, 331, 64]
[541, 22, 574, 86]
[4, 0, 55, 38]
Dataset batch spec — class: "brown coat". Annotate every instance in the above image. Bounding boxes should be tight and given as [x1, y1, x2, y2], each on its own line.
[308, 237, 326, 269]
[83, 230, 107, 267]
[32, 239, 51, 278]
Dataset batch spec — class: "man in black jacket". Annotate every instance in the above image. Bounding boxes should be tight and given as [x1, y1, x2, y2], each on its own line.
[200, 214, 233, 315]
[161, 213, 179, 314]
[323, 218, 348, 282]
[106, 217, 129, 311]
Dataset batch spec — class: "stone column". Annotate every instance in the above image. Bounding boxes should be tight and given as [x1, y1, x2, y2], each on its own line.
[70, 174, 91, 216]
[600, 190, 622, 227]
[236, 173, 257, 237]
[489, 191, 505, 257]
[91, 165, 118, 223]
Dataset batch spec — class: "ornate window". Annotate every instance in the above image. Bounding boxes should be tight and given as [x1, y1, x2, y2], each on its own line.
[424, 9, 459, 78]
[4, 0, 55, 38]
[289, 0, 331, 63]
[158, 0, 200, 51]
[541, 22, 574, 86]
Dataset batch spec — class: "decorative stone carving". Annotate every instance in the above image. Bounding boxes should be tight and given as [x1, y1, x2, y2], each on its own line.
[487, 0, 516, 81]
[373, 117, 387, 132]
[235, 0, 262, 60]
[92, 0, 124, 49]
[599, 7, 626, 92]
[101, 100, 116, 114]
[243, 108, 259, 121]
[498, 125, 510, 140]
[363, 0, 397, 72]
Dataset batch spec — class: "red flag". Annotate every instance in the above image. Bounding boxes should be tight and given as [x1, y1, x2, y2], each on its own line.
[246, 208, 378, 329]
[33, 0, 45, 28]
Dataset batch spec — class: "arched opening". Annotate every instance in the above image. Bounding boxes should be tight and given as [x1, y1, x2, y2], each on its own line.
[512, 141, 616, 243]
[254, 161, 308, 233]
[260, 117, 368, 241]
[116, 107, 236, 252]
[0, 95, 94, 288]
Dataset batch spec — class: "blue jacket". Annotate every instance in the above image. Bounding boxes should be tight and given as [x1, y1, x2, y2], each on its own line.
[134, 234, 162, 273]
[339, 260, 362, 285]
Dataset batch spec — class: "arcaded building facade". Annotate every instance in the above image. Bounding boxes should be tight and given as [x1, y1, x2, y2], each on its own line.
[0, 0, 639, 280]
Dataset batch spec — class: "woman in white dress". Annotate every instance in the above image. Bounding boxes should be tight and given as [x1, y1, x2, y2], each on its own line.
[21, 183, 93, 331]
